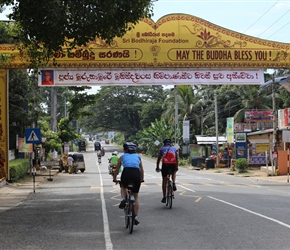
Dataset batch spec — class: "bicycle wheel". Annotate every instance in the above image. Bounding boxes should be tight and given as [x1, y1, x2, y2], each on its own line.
[167, 182, 173, 209]
[128, 200, 135, 234]
[125, 205, 129, 228]
[124, 197, 129, 228]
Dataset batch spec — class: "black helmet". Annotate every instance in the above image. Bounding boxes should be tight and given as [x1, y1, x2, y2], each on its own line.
[163, 138, 172, 145]
[123, 142, 137, 152]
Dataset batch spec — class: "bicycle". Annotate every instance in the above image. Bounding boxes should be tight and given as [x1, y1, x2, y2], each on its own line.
[96, 150, 102, 164]
[166, 170, 174, 209]
[114, 180, 136, 234]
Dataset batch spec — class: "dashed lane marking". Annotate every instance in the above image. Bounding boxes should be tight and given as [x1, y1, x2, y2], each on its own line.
[179, 182, 194, 186]
[202, 183, 215, 186]
[179, 190, 202, 202]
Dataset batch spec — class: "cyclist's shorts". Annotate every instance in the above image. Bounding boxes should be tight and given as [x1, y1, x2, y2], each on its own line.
[161, 164, 177, 177]
[121, 168, 141, 193]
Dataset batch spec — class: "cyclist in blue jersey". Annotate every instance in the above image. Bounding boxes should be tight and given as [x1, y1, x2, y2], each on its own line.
[113, 142, 144, 225]
[156, 138, 178, 203]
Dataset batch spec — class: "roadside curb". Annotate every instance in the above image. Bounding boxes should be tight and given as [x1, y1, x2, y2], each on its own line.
[189, 166, 290, 183]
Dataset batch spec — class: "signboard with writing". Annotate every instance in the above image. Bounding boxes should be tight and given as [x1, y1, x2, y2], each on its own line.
[18, 137, 33, 153]
[249, 143, 269, 165]
[236, 142, 247, 159]
[227, 117, 234, 143]
[1, 14, 290, 69]
[244, 110, 273, 123]
[235, 133, 247, 142]
[284, 108, 290, 127]
[38, 68, 264, 86]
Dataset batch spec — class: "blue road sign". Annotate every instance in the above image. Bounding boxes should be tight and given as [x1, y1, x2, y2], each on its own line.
[25, 128, 41, 144]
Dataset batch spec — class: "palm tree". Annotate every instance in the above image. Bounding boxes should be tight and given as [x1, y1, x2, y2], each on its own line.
[225, 85, 273, 122]
[161, 85, 199, 141]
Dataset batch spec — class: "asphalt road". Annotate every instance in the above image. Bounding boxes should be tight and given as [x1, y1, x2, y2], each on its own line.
[1, 141, 290, 250]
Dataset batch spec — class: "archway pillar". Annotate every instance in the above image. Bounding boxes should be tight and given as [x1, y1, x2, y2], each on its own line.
[0, 69, 8, 181]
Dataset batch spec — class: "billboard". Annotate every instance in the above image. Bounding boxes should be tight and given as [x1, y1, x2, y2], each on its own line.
[38, 68, 264, 86]
[244, 110, 273, 123]
[226, 117, 234, 143]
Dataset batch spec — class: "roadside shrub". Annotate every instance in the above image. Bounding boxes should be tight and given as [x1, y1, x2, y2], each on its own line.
[9, 158, 30, 182]
[235, 158, 249, 173]
[178, 157, 190, 166]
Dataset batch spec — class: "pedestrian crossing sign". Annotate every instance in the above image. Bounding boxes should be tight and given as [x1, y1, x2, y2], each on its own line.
[25, 128, 41, 144]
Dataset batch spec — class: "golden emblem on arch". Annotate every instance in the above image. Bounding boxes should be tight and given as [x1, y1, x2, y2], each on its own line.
[149, 46, 161, 56]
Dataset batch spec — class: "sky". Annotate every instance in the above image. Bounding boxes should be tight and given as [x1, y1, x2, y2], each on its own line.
[1, 1, 290, 93]
[2, 1, 289, 43]
[152, 0, 290, 44]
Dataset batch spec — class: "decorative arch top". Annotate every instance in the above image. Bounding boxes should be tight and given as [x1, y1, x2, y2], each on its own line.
[1, 13, 290, 69]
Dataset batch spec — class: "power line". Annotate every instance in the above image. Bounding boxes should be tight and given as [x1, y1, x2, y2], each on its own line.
[243, 0, 280, 33]
[258, 8, 290, 37]
[266, 19, 290, 40]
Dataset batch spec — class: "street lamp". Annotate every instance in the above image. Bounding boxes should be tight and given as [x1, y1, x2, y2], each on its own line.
[279, 77, 290, 93]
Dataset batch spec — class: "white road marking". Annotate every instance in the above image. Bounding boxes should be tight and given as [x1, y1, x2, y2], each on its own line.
[208, 196, 290, 229]
[178, 184, 196, 192]
[97, 163, 113, 250]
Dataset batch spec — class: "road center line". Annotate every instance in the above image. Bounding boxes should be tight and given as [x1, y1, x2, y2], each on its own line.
[97, 163, 113, 250]
[208, 196, 290, 229]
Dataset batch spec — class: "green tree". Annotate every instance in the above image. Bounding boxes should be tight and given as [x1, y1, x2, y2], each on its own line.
[137, 119, 176, 157]
[162, 85, 201, 142]
[39, 120, 62, 158]
[66, 86, 97, 122]
[228, 85, 273, 123]
[9, 69, 31, 149]
[192, 86, 216, 135]
[1, 0, 155, 65]
[57, 117, 80, 144]
[81, 85, 164, 140]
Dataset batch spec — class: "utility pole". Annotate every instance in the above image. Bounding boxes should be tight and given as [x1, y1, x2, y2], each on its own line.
[215, 90, 219, 167]
[272, 72, 277, 170]
[51, 87, 57, 132]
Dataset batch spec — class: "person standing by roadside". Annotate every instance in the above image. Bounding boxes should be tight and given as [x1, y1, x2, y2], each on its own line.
[67, 155, 74, 174]
[156, 138, 178, 203]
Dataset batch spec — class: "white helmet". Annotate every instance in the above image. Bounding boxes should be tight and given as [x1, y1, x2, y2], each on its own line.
[112, 151, 118, 155]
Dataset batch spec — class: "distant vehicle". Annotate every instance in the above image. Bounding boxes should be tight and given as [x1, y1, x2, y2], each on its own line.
[94, 141, 102, 151]
[105, 139, 110, 144]
[68, 152, 86, 173]
[78, 140, 86, 152]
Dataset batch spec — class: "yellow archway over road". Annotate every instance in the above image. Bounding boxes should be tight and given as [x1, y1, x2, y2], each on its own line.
[1, 13, 290, 180]
[1, 14, 290, 69]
